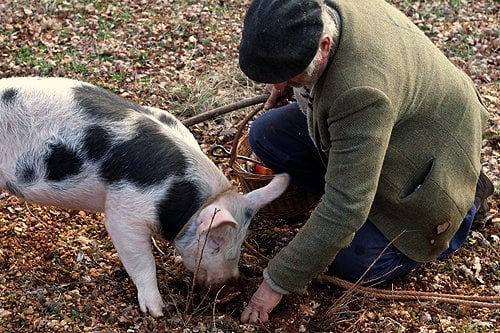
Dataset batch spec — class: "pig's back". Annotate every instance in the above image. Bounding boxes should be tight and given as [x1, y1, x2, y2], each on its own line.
[0, 78, 92, 192]
[0, 77, 218, 214]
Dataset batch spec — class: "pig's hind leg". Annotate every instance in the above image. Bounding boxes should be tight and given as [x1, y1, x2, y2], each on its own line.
[104, 204, 164, 317]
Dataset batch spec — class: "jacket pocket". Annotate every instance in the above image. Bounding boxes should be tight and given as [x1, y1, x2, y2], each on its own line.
[399, 158, 434, 199]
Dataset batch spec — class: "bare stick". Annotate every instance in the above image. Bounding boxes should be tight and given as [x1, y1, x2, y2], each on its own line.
[319, 231, 500, 309]
[185, 207, 220, 315]
[151, 236, 165, 255]
[326, 231, 407, 315]
[318, 274, 500, 308]
[181, 94, 269, 127]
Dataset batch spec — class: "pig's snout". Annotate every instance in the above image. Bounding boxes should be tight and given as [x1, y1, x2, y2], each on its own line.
[197, 269, 240, 290]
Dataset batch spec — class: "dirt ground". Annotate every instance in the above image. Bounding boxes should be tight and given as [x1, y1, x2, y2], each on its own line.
[1, 0, 499, 332]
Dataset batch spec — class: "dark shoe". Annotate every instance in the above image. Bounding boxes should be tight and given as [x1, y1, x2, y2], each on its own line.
[474, 171, 494, 217]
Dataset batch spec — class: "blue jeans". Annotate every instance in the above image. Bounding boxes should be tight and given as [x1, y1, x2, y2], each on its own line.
[249, 103, 477, 283]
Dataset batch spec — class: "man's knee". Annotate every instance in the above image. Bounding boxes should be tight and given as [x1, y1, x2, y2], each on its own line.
[248, 114, 268, 151]
[330, 246, 420, 282]
[329, 222, 421, 282]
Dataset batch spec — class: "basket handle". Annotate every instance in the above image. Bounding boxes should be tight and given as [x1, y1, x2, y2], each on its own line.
[229, 104, 265, 166]
[210, 144, 263, 164]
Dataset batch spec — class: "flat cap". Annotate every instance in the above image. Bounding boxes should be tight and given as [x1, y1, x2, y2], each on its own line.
[239, 0, 324, 83]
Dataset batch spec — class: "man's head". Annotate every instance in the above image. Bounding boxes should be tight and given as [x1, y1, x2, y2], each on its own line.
[239, 0, 331, 85]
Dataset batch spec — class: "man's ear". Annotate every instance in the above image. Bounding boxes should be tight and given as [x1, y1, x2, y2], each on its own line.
[320, 35, 333, 58]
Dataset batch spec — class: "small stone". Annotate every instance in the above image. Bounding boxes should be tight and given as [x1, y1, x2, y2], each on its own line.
[0, 309, 12, 318]
[420, 312, 432, 322]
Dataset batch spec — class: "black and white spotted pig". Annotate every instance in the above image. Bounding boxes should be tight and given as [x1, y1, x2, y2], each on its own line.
[0, 77, 289, 317]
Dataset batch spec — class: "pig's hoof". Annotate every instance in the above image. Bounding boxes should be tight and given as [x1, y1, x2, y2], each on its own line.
[148, 306, 164, 318]
[138, 292, 165, 317]
[140, 301, 164, 317]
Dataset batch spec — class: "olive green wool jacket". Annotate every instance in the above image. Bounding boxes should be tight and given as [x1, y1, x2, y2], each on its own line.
[265, 0, 489, 294]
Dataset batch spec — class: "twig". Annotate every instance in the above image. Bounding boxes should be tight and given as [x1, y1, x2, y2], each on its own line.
[24, 202, 45, 224]
[320, 230, 500, 309]
[243, 240, 268, 260]
[211, 286, 225, 330]
[318, 274, 500, 308]
[151, 236, 165, 255]
[324, 231, 407, 319]
[182, 94, 269, 127]
[185, 207, 220, 315]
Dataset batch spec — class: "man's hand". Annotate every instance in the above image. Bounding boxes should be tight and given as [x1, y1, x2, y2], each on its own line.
[264, 84, 289, 110]
[240, 280, 283, 324]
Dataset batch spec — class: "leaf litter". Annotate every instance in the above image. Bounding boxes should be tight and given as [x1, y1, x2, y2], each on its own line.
[0, 0, 498, 332]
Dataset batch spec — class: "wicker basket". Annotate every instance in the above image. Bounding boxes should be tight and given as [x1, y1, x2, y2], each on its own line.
[229, 106, 320, 219]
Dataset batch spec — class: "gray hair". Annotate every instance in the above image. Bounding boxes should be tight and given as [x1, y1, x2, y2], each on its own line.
[305, 5, 341, 77]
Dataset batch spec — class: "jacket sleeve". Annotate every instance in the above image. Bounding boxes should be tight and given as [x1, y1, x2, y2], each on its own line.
[265, 87, 397, 294]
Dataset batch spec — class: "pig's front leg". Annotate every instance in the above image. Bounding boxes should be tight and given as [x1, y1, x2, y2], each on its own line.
[104, 208, 164, 317]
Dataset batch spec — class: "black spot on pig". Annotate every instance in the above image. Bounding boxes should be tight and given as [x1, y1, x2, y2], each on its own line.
[82, 125, 113, 162]
[45, 143, 83, 181]
[157, 179, 205, 240]
[100, 119, 187, 186]
[14, 152, 41, 184]
[73, 85, 152, 122]
[1, 88, 18, 105]
[244, 208, 253, 221]
[157, 113, 178, 127]
[17, 164, 36, 183]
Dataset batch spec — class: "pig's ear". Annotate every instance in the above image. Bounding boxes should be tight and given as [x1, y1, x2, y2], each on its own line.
[244, 173, 289, 211]
[197, 205, 238, 234]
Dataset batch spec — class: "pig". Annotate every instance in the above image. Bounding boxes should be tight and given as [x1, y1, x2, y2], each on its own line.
[0, 76, 289, 317]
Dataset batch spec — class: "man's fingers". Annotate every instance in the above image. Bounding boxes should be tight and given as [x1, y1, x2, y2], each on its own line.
[259, 311, 269, 323]
[241, 308, 269, 324]
[264, 93, 280, 110]
[264, 85, 287, 110]
[241, 298, 270, 324]
[240, 306, 261, 324]
[250, 310, 260, 323]
[240, 307, 251, 323]
[241, 280, 284, 324]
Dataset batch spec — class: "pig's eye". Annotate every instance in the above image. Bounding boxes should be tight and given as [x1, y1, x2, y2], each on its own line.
[206, 235, 224, 254]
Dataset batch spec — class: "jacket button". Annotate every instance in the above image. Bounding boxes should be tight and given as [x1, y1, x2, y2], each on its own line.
[437, 222, 450, 234]
[430, 239, 435, 245]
